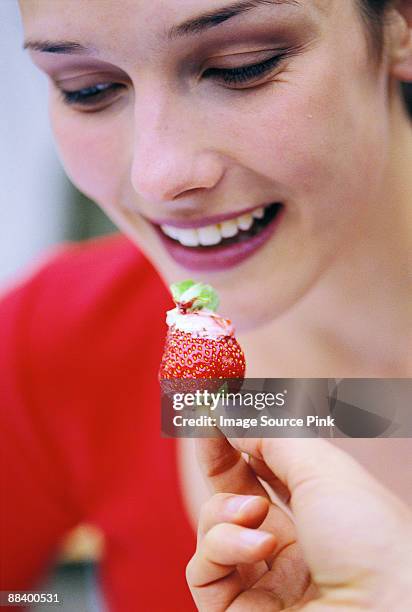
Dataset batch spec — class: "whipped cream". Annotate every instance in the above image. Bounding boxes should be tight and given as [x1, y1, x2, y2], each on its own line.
[166, 307, 234, 339]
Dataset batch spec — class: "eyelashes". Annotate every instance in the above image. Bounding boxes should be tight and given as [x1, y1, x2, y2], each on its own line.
[60, 82, 125, 108]
[203, 53, 284, 86]
[58, 53, 286, 110]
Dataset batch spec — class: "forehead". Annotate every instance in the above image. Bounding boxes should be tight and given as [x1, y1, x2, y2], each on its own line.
[20, 0, 332, 46]
[20, 0, 347, 74]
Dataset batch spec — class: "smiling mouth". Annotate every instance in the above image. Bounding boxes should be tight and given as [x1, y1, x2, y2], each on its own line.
[158, 203, 282, 248]
[151, 202, 284, 272]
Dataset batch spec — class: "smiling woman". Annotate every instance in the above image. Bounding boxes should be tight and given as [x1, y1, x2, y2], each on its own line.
[1, 0, 412, 610]
[18, 0, 412, 339]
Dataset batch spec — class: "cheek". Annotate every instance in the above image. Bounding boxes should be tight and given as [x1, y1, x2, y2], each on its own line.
[217, 57, 388, 234]
[49, 99, 131, 209]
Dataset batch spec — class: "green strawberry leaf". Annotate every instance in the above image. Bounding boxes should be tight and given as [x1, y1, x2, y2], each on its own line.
[170, 280, 196, 303]
[170, 280, 219, 313]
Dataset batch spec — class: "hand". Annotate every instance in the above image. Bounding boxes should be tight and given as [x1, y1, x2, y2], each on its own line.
[186, 437, 412, 611]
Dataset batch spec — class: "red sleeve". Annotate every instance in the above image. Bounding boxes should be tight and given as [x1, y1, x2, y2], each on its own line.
[0, 235, 196, 611]
[0, 262, 82, 591]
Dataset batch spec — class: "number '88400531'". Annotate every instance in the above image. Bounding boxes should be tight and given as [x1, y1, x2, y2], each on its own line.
[3, 592, 61, 605]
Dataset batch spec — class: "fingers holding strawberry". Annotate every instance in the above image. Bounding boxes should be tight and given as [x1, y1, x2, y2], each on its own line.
[159, 281, 318, 609]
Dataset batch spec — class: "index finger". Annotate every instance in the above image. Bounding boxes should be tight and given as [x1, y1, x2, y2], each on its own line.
[196, 436, 269, 498]
[196, 436, 302, 573]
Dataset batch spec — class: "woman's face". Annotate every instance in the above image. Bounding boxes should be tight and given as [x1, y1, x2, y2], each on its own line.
[21, 0, 393, 328]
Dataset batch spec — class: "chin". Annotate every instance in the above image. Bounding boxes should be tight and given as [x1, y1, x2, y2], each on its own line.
[217, 263, 324, 333]
[217, 287, 292, 333]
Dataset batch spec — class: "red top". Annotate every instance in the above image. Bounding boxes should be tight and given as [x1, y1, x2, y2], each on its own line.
[0, 234, 196, 611]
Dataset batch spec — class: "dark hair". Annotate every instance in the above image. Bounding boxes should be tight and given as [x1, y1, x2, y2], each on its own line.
[359, 0, 412, 116]
[359, 0, 391, 51]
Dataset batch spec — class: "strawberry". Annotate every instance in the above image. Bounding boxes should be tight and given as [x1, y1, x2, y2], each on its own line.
[159, 280, 245, 387]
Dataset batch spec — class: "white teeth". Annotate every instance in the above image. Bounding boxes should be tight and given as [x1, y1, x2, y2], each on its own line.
[198, 225, 222, 246]
[252, 207, 265, 220]
[237, 213, 253, 231]
[219, 219, 239, 239]
[178, 228, 200, 247]
[160, 206, 267, 247]
[161, 224, 200, 245]
[160, 225, 180, 240]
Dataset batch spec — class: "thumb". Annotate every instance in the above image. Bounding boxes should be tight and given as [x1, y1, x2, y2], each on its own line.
[229, 437, 384, 498]
[229, 438, 412, 586]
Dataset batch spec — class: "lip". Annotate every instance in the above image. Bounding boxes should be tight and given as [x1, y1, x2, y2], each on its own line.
[153, 204, 284, 272]
[147, 202, 272, 230]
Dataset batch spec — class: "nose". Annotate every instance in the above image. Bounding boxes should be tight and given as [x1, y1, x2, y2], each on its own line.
[130, 95, 225, 204]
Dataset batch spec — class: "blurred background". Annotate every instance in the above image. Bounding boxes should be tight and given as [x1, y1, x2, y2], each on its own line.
[1, 2, 114, 610]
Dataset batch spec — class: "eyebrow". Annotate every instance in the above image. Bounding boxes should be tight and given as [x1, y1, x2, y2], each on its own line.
[23, 0, 300, 55]
[23, 40, 92, 54]
[169, 0, 300, 39]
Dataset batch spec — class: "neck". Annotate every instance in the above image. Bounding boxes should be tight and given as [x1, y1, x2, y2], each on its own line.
[241, 102, 412, 377]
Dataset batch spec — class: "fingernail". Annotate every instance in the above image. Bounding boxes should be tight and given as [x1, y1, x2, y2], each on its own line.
[225, 495, 260, 516]
[240, 529, 274, 548]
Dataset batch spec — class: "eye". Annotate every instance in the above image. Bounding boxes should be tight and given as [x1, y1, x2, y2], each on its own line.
[58, 82, 126, 110]
[202, 54, 285, 88]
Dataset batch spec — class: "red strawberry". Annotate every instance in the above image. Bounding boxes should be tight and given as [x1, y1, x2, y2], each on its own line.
[159, 280, 245, 390]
